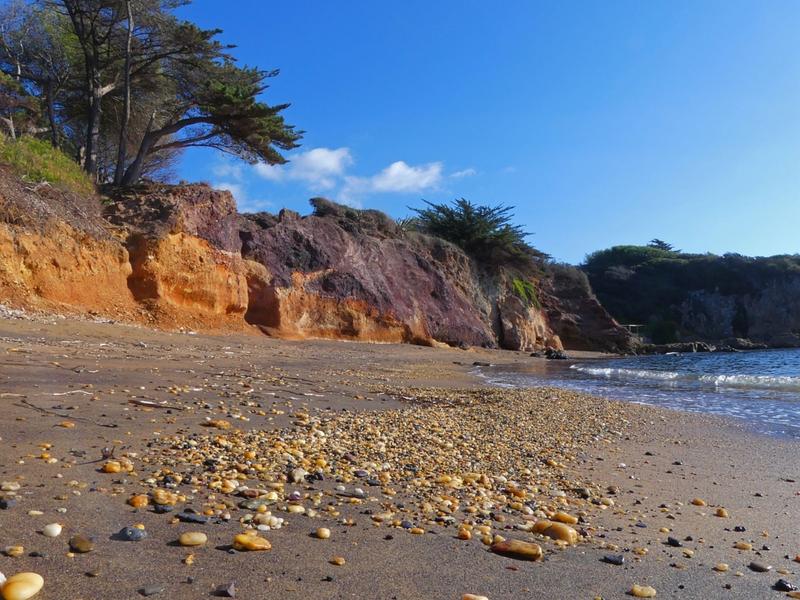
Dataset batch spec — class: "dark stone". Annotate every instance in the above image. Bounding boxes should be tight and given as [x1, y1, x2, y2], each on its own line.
[215, 582, 236, 597]
[774, 579, 797, 592]
[603, 554, 625, 566]
[667, 537, 682, 547]
[545, 348, 568, 360]
[748, 561, 772, 573]
[177, 511, 209, 524]
[139, 585, 164, 597]
[0, 497, 17, 510]
[118, 527, 147, 541]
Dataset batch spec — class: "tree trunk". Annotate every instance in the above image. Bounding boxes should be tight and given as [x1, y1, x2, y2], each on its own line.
[84, 77, 101, 179]
[113, 0, 134, 186]
[0, 116, 15, 140]
[45, 79, 58, 148]
[120, 111, 156, 186]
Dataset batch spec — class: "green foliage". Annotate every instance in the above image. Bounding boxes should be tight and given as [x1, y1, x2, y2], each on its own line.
[0, 1, 301, 185]
[0, 134, 93, 194]
[582, 244, 800, 339]
[511, 277, 541, 309]
[410, 198, 545, 267]
[648, 238, 679, 252]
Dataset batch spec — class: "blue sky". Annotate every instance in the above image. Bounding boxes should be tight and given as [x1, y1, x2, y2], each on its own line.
[178, 0, 800, 264]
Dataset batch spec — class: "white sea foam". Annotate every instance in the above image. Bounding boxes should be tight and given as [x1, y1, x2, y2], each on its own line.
[570, 364, 800, 391]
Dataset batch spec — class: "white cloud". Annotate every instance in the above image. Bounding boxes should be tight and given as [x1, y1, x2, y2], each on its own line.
[450, 167, 477, 179]
[371, 161, 443, 192]
[340, 160, 443, 202]
[254, 147, 353, 191]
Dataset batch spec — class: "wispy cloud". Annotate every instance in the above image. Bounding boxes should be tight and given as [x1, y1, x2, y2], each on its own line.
[450, 167, 477, 179]
[340, 161, 443, 203]
[254, 147, 354, 191]
[213, 147, 468, 210]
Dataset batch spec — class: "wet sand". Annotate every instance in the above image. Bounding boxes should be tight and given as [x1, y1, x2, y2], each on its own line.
[0, 314, 798, 599]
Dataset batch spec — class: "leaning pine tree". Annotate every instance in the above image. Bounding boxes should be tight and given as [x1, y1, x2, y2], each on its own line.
[0, 0, 301, 185]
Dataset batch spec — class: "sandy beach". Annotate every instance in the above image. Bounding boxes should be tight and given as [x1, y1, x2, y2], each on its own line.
[0, 314, 798, 600]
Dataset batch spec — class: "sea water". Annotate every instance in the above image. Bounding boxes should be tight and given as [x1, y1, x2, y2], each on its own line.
[481, 349, 800, 438]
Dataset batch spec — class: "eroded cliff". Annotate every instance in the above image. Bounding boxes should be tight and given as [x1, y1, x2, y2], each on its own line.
[0, 173, 632, 352]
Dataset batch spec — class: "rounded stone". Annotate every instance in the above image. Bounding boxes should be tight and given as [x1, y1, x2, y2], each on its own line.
[630, 584, 657, 598]
[68, 536, 94, 553]
[118, 527, 147, 542]
[1, 572, 44, 600]
[178, 532, 207, 547]
[41, 524, 61, 538]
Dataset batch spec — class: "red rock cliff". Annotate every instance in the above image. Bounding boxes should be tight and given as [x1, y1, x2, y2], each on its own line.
[0, 174, 631, 352]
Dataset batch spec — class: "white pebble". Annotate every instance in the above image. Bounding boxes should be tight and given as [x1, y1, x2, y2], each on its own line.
[42, 523, 62, 538]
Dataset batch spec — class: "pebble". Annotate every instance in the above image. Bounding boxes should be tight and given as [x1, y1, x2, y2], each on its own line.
[690, 498, 706, 506]
[128, 495, 149, 509]
[178, 532, 207, 547]
[177, 512, 208, 524]
[734, 541, 752, 551]
[462, 596, 489, 600]
[238, 499, 273, 511]
[315, 528, 331, 540]
[289, 468, 307, 483]
[0, 498, 16, 510]
[714, 563, 729, 572]
[101, 461, 122, 474]
[3, 547, 23, 558]
[216, 582, 236, 598]
[775, 579, 798, 592]
[748, 561, 772, 573]
[552, 511, 578, 525]
[118, 527, 147, 542]
[68, 536, 94, 553]
[232, 534, 270, 551]
[41, 524, 61, 538]
[533, 521, 578, 545]
[630, 584, 657, 598]
[151, 490, 178, 506]
[490, 539, 543, 561]
[330, 556, 346, 566]
[139, 585, 164, 597]
[666, 537, 682, 548]
[1, 572, 44, 600]
[603, 554, 625, 566]
[715, 507, 729, 518]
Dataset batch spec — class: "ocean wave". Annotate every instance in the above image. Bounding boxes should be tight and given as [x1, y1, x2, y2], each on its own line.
[570, 365, 800, 391]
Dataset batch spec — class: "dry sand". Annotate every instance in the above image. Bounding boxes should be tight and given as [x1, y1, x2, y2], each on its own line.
[0, 314, 798, 599]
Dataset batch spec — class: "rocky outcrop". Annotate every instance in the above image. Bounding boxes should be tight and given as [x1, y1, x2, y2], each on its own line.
[104, 185, 254, 330]
[237, 198, 631, 351]
[238, 202, 496, 346]
[680, 283, 800, 348]
[0, 171, 633, 352]
[540, 265, 633, 353]
[0, 166, 139, 319]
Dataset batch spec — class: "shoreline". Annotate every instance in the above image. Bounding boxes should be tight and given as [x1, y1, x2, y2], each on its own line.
[1, 316, 798, 599]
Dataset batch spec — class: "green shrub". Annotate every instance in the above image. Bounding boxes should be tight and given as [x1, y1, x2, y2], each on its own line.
[410, 198, 546, 267]
[0, 135, 94, 195]
[582, 243, 800, 338]
[511, 277, 541, 309]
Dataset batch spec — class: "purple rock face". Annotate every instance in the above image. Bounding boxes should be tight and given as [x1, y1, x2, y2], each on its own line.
[105, 183, 242, 253]
[238, 205, 497, 347]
